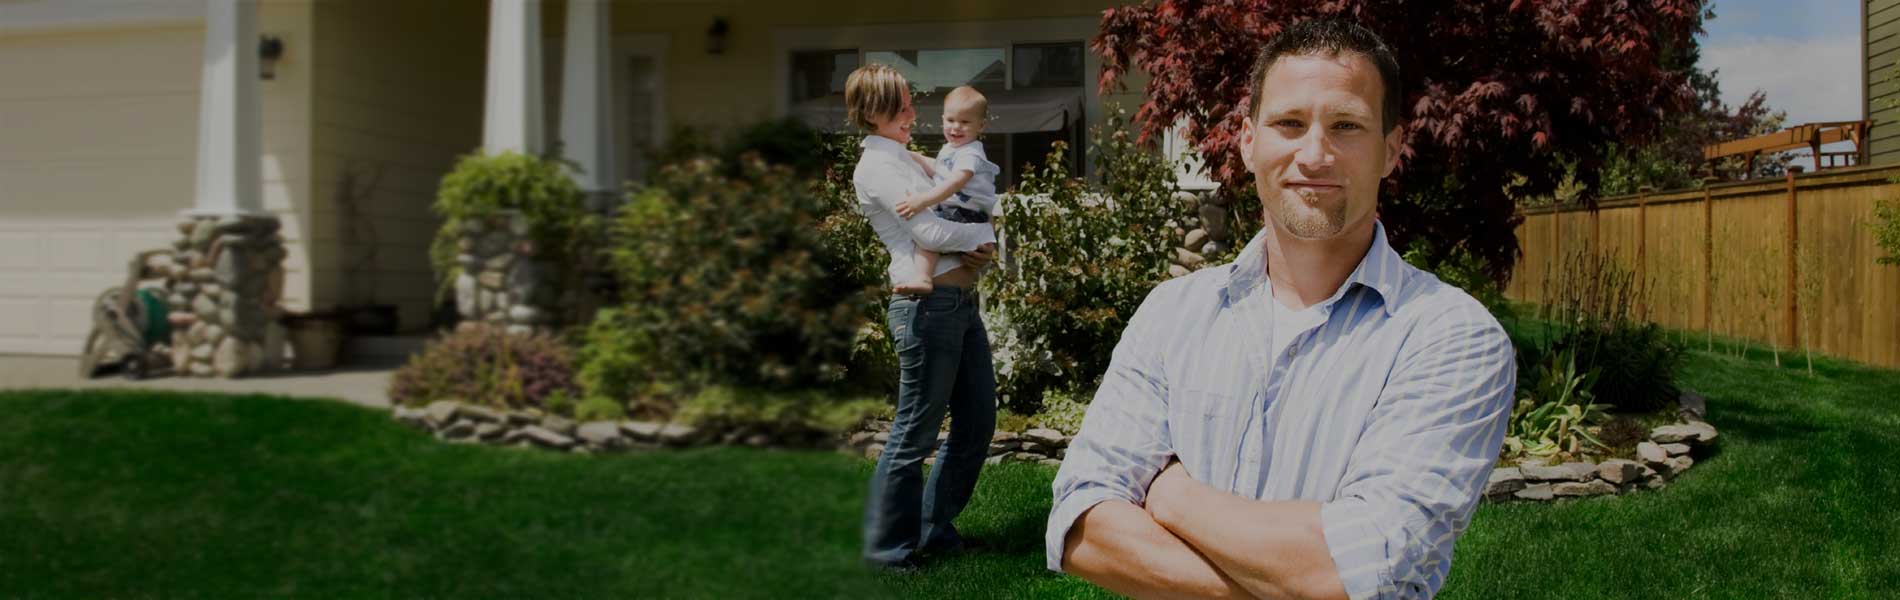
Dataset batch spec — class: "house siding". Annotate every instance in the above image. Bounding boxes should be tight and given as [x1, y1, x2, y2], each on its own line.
[0, 0, 315, 356]
[1868, 0, 1900, 164]
[310, 0, 486, 332]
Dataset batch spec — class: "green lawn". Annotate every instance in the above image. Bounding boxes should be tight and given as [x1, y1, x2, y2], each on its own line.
[2, 344, 1896, 598]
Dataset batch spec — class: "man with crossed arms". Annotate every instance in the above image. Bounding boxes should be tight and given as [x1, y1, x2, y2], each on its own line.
[1047, 20, 1516, 600]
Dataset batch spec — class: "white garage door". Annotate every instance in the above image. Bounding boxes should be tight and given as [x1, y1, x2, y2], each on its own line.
[0, 26, 203, 356]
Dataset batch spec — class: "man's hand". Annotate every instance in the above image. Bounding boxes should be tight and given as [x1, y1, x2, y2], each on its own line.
[963, 243, 997, 269]
[896, 199, 923, 219]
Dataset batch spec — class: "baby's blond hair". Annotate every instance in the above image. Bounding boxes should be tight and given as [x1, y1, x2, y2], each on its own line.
[945, 86, 989, 122]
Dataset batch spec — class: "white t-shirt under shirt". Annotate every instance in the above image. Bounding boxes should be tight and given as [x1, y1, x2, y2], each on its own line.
[1269, 287, 1328, 366]
[934, 140, 1000, 215]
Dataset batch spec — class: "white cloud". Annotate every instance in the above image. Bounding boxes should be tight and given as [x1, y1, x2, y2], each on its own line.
[1700, 35, 1860, 125]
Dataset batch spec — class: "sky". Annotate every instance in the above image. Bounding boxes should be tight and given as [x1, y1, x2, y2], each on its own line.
[1698, 0, 1861, 127]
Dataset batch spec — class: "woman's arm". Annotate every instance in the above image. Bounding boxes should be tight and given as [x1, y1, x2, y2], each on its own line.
[854, 156, 994, 253]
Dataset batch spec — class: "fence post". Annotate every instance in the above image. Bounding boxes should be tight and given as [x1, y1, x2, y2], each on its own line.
[1784, 172, 1799, 347]
[1637, 187, 1650, 319]
[1550, 207, 1560, 303]
[1702, 184, 1713, 333]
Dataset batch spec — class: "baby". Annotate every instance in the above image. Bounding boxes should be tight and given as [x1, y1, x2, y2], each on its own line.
[893, 85, 1001, 296]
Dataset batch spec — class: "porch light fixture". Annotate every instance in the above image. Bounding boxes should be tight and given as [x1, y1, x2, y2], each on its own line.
[259, 35, 284, 80]
[706, 18, 730, 55]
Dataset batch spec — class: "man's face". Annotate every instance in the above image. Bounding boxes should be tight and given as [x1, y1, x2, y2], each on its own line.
[942, 103, 984, 146]
[1239, 52, 1401, 241]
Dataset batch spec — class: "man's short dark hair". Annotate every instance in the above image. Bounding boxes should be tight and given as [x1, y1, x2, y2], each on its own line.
[1247, 19, 1402, 133]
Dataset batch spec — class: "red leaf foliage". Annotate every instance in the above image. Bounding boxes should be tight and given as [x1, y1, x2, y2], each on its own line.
[1094, 0, 1703, 280]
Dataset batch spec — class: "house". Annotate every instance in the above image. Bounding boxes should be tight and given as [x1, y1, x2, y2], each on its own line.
[0, 0, 1224, 360]
[1868, 0, 1900, 164]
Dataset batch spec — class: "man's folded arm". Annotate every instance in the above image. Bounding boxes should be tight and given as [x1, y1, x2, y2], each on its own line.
[1152, 309, 1517, 600]
[1047, 284, 1251, 598]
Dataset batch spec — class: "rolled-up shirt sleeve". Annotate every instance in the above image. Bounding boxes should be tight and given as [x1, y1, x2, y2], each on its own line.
[852, 154, 994, 254]
[1045, 286, 1176, 572]
[1319, 308, 1515, 600]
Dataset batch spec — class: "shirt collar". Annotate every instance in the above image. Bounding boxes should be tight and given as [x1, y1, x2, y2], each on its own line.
[1222, 220, 1408, 316]
[861, 134, 907, 156]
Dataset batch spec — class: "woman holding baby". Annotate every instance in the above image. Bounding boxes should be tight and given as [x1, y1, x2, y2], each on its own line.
[846, 63, 1000, 572]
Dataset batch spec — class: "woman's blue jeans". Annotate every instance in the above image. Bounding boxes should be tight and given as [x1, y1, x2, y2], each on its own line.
[861, 285, 997, 566]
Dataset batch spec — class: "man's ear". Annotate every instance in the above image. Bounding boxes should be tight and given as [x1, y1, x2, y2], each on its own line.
[1381, 124, 1402, 178]
[1238, 115, 1257, 173]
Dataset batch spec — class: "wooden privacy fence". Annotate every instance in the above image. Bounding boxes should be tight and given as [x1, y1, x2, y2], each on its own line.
[1506, 164, 1900, 370]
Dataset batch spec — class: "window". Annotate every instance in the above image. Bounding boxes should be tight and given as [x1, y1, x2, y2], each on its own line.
[786, 41, 1088, 190]
[1012, 42, 1085, 89]
[789, 49, 859, 104]
[865, 48, 1006, 94]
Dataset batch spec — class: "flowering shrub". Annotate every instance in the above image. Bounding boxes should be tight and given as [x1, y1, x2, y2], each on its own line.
[388, 323, 580, 411]
[982, 109, 1181, 411]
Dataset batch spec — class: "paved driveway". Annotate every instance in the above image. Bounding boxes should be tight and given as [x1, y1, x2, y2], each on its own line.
[0, 354, 396, 409]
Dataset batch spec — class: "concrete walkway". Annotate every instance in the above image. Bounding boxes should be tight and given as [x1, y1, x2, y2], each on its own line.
[0, 354, 398, 409]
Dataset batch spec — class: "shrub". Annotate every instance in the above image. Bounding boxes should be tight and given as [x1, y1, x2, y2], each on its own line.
[1503, 347, 1609, 463]
[1555, 322, 1682, 413]
[427, 151, 597, 304]
[388, 324, 580, 412]
[1032, 389, 1089, 435]
[1875, 199, 1900, 266]
[574, 307, 658, 413]
[600, 152, 883, 393]
[1401, 239, 1514, 321]
[982, 108, 1181, 412]
[1535, 249, 1683, 413]
[673, 386, 886, 440]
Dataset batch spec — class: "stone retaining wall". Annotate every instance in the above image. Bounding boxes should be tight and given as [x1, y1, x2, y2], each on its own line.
[1165, 190, 1236, 278]
[392, 400, 1079, 464]
[1484, 418, 1719, 502]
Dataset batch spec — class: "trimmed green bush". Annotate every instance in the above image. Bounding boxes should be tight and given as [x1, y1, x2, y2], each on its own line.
[673, 386, 885, 441]
[388, 323, 580, 412]
[427, 151, 597, 303]
[597, 151, 883, 393]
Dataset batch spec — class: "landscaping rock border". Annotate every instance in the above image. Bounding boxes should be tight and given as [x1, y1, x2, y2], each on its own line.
[395, 399, 715, 453]
[392, 399, 1080, 465]
[1484, 394, 1719, 503]
[842, 420, 1072, 467]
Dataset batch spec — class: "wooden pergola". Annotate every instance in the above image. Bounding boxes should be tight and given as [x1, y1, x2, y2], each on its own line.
[1702, 120, 1872, 179]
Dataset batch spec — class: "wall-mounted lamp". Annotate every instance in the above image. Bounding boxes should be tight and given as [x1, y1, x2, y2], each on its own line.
[259, 35, 284, 80]
[706, 18, 730, 55]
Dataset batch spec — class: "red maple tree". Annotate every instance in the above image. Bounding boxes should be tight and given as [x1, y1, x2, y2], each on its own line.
[1095, 0, 1706, 279]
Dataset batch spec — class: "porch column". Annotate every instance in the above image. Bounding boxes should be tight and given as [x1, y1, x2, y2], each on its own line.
[560, 0, 617, 207]
[190, 0, 262, 216]
[169, 0, 287, 378]
[483, 0, 545, 154]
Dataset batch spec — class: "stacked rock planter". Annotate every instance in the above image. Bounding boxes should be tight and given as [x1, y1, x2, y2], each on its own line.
[1485, 395, 1720, 503]
[453, 210, 560, 335]
[1165, 190, 1237, 278]
[163, 214, 288, 377]
[843, 420, 1074, 467]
